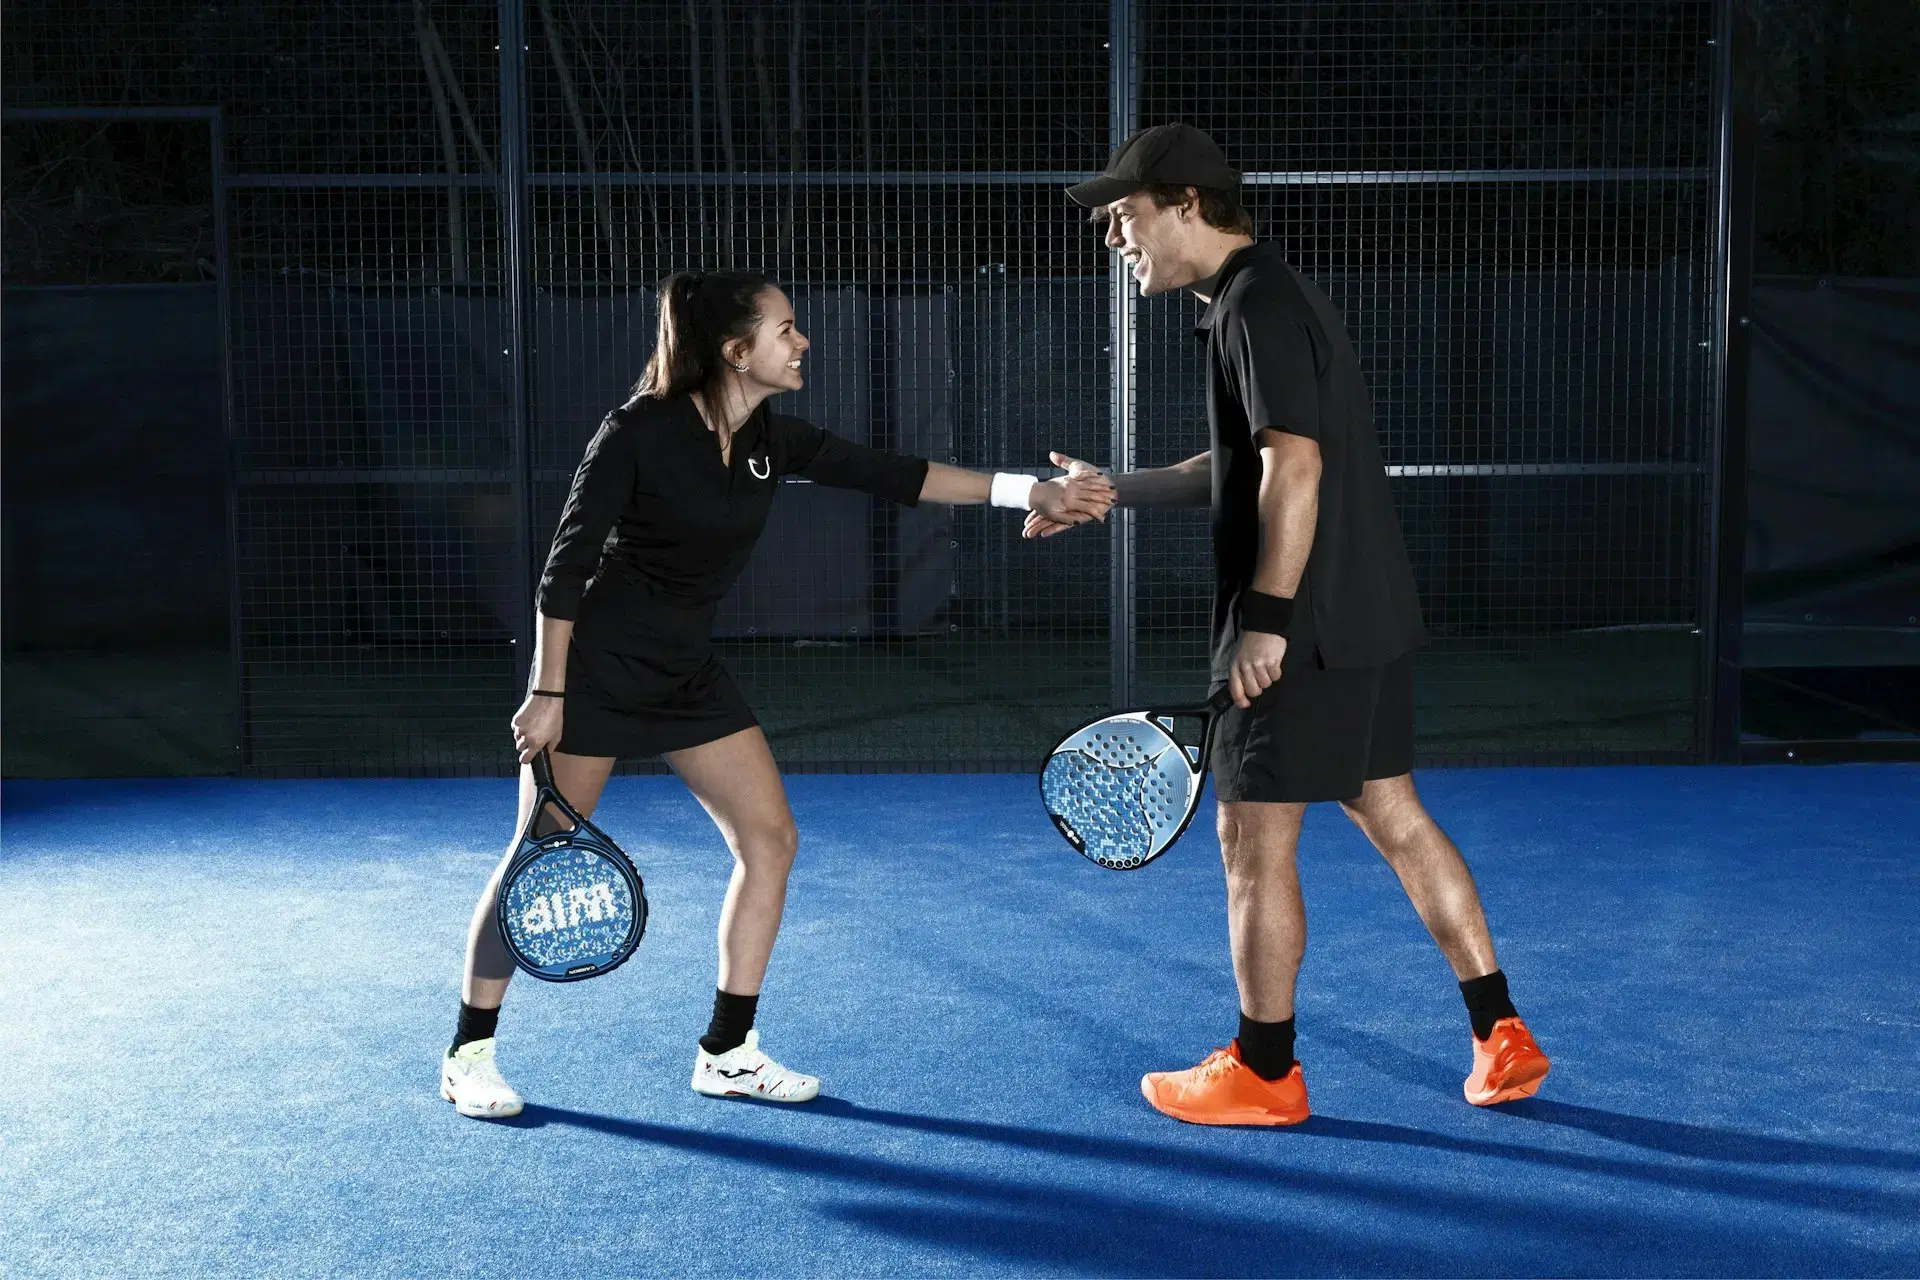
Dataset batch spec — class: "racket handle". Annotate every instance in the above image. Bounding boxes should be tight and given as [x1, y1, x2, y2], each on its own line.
[531, 748, 556, 792]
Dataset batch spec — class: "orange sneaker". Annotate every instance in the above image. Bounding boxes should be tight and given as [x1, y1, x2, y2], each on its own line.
[1464, 1016, 1551, 1106]
[1139, 1040, 1310, 1126]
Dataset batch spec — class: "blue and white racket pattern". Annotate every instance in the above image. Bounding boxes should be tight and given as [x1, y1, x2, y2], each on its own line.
[1040, 713, 1207, 870]
[496, 750, 647, 982]
[500, 842, 643, 976]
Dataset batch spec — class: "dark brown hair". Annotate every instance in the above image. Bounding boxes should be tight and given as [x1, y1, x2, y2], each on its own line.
[1088, 183, 1253, 236]
[633, 269, 775, 425]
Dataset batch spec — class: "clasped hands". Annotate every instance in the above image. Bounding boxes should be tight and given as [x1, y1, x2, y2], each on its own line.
[1025, 453, 1116, 530]
[1024, 451, 1111, 538]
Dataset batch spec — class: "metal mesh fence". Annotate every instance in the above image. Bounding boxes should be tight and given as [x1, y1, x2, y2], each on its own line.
[1129, 1, 1714, 759]
[5, 0, 1721, 774]
[521, 2, 1115, 770]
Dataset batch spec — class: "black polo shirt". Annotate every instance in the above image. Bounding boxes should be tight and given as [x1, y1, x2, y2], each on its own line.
[1198, 242, 1426, 677]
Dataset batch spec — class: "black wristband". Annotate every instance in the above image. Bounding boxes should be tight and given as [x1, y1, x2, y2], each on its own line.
[530, 689, 565, 698]
[1240, 591, 1295, 636]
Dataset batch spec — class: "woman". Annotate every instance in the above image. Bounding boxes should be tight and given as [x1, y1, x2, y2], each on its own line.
[441, 270, 1115, 1118]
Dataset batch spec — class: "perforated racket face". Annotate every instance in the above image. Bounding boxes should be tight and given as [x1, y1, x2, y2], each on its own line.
[1041, 714, 1204, 870]
[498, 835, 646, 982]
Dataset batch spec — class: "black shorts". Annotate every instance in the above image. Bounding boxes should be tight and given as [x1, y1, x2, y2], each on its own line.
[1210, 650, 1415, 804]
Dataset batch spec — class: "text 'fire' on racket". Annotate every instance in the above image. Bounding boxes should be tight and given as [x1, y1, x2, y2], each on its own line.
[496, 750, 647, 982]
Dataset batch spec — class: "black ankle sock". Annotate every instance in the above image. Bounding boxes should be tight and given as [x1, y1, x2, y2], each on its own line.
[1459, 970, 1519, 1041]
[699, 988, 759, 1055]
[1236, 1013, 1297, 1081]
[452, 1001, 499, 1054]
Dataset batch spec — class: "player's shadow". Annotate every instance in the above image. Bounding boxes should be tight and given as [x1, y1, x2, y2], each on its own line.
[500, 1098, 1915, 1273]
[803, 1098, 1920, 1215]
[507, 1091, 1920, 1222]
[1313, 1020, 1920, 1172]
[506, 1100, 1465, 1274]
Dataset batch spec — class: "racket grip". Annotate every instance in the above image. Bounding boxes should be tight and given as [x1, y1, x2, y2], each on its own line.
[531, 748, 556, 791]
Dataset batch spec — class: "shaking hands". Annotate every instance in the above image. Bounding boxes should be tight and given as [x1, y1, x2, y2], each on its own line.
[1022, 452, 1114, 533]
[1024, 451, 1108, 539]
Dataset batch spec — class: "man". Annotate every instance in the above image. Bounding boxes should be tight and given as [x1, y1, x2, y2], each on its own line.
[1035, 123, 1550, 1125]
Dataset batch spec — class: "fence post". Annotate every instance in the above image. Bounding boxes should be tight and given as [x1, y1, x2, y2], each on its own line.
[500, 0, 536, 693]
[1702, 0, 1755, 762]
[1108, 0, 1137, 710]
[209, 108, 248, 773]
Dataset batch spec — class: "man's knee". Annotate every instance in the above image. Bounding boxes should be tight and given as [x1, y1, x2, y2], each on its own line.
[1343, 775, 1433, 853]
[1217, 801, 1305, 875]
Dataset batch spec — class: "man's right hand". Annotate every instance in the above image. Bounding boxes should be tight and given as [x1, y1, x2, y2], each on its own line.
[1024, 450, 1106, 539]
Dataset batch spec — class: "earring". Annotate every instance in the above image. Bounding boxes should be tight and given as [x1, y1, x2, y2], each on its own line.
[730, 361, 750, 373]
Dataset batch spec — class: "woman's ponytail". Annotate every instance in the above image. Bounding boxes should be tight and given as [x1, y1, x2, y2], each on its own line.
[634, 269, 773, 424]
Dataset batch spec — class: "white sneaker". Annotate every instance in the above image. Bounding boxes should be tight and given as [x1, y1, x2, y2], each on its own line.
[441, 1037, 525, 1119]
[690, 1029, 820, 1103]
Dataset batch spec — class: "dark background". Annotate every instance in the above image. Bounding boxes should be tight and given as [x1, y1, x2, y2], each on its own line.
[3, 0, 1914, 776]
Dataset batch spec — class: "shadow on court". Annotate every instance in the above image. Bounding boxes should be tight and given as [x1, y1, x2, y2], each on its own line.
[1313, 1013, 1920, 1174]
[1502, 1098, 1920, 1171]
[503, 1100, 1911, 1274]
[1317, 1020, 1920, 1171]
[510, 1093, 1920, 1219]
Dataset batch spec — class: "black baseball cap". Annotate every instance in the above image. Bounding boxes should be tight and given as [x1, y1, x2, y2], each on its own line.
[1066, 123, 1241, 208]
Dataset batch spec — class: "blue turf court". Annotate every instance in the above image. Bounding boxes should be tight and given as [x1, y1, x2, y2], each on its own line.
[3, 765, 1917, 1277]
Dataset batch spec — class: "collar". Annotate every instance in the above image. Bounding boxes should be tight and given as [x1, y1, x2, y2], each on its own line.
[679, 392, 764, 444]
[1193, 241, 1267, 334]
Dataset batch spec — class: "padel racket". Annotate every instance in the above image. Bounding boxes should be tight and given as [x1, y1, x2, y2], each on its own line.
[1039, 691, 1231, 870]
[496, 750, 647, 982]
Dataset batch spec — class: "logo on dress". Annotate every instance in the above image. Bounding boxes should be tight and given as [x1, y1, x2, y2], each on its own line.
[748, 454, 771, 480]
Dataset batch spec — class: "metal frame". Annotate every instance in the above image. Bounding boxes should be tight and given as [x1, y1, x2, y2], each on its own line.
[3, 104, 246, 770]
[1702, 0, 1757, 762]
[499, 0, 536, 687]
[10, 8, 1741, 772]
[223, 167, 1707, 190]
[1108, 0, 1138, 710]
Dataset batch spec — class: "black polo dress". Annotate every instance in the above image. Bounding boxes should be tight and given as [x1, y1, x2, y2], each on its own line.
[536, 394, 928, 758]
[1197, 243, 1428, 801]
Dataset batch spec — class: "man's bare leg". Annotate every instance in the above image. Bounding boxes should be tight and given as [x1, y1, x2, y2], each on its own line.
[1339, 773, 1497, 979]
[1136, 797, 1313, 1125]
[1342, 772, 1550, 1103]
[1217, 799, 1311, 1021]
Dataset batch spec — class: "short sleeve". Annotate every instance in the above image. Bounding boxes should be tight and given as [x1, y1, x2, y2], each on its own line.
[766, 413, 929, 507]
[536, 411, 637, 619]
[1226, 300, 1322, 442]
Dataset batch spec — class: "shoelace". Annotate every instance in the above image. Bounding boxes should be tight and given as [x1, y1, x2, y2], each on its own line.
[460, 1049, 512, 1092]
[1194, 1048, 1239, 1082]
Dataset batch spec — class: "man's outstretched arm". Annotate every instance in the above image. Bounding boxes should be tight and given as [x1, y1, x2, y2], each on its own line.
[1024, 450, 1211, 537]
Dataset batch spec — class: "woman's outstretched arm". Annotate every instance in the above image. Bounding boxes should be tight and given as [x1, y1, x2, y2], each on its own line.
[917, 461, 1115, 526]
[771, 412, 1114, 527]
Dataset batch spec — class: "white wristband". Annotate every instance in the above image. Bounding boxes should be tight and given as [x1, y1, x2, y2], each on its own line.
[989, 472, 1038, 510]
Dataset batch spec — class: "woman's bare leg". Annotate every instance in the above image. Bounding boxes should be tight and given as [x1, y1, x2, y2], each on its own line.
[663, 726, 799, 995]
